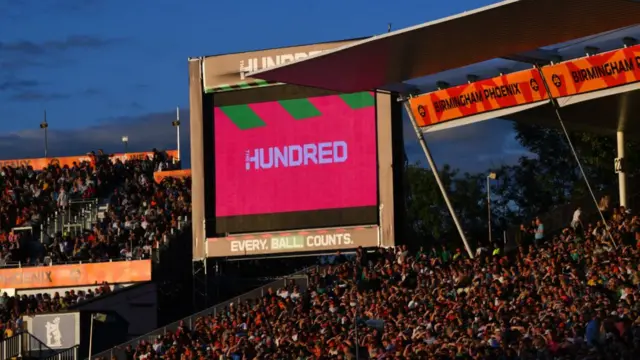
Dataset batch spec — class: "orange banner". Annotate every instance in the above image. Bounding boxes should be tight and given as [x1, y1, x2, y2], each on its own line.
[0, 260, 151, 290]
[154, 169, 191, 183]
[0, 150, 178, 171]
[409, 69, 549, 127]
[541, 44, 640, 98]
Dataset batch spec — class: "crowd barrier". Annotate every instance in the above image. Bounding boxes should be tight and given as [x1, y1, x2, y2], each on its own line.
[91, 266, 316, 359]
[0, 330, 78, 359]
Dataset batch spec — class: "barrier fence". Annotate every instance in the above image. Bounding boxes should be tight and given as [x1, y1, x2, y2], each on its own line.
[0, 330, 73, 359]
[92, 266, 316, 360]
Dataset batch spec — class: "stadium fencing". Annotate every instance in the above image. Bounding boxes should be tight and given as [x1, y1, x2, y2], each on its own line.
[92, 266, 316, 359]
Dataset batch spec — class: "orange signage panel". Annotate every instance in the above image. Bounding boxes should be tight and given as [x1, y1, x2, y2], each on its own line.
[153, 169, 191, 183]
[0, 150, 178, 171]
[409, 69, 549, 127]
[0, 260, 151, 290]
[541, 44, 640, 99]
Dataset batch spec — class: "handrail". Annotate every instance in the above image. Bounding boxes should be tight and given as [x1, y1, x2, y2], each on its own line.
[0, 330, 56, 359]
[92, 265, 317, 359]
[0, 331, 25, 359]
[46, 345, 79, 360]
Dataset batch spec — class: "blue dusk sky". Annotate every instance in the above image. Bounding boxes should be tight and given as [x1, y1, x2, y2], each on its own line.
[0, 0, 530, 172]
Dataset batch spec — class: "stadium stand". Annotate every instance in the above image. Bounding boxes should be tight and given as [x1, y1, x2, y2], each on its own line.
[0, 149, 190, 340]
[99, 206, 640, 360]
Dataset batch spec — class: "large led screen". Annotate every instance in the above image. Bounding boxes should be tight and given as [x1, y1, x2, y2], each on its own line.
[214, 91, 378, 233]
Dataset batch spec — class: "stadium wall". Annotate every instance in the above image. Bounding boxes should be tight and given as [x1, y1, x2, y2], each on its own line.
[70, 282, 158, 339]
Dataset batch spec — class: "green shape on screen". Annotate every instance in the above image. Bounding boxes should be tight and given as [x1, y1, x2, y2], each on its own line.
[339, 92, 375, 109]
[279, 98, 322, 120]
[219, 104, 266, 130]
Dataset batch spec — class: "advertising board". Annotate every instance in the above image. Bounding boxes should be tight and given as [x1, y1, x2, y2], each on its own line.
[0, 150, 178, 171]
[541, 43, 640, 99]
[0, 260, 151, 290]
[153, 169, 191, 183]
[214, 91, 378, 233]
[27, 312, 80, 350]
[408, 69, 549, 128]
[207, 226, 379, 257]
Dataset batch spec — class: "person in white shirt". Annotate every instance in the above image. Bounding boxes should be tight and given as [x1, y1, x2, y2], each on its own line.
[571, 207, 582, 231]
[57, 188, 69, 209]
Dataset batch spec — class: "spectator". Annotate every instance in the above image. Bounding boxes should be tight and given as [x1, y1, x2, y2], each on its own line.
[117, 204, 640, 359]
[0, 149, 188, 266]
[572, 206, 583, 232]
[534, 216, 544, 247]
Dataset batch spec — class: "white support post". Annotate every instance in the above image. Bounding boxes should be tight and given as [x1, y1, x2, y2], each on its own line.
[617, 131, 627, 208]
[176, 107, 181, 163]
[403, 101, 474, 258]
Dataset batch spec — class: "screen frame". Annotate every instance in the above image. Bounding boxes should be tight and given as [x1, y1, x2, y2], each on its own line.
[204, 85, 379, 235]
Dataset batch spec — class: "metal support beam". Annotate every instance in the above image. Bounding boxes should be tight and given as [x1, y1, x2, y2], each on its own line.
[402, 101, 474, 258]
[536, 65, 616, 247]
[501, 48, 560, 65]
[192, 258, 208, 312]
[617, 131, 628, 208]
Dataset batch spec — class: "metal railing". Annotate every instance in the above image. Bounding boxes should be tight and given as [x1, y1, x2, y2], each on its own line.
[505, 190, 640, 248]
[504, 194, 600, 247]
[0, 331, 23, 359]
[0, 331, 60, 359]
[46, 345, 79, 360]
[42, 199, 99, 241]
[92, 266, 316, 360]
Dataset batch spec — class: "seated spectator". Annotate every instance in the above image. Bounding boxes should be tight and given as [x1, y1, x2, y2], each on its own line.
[0, 149, 189, 266]
[120, 206, 640, 359]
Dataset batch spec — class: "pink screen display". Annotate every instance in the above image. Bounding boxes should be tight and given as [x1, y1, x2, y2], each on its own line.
[214, 92, 377, 217]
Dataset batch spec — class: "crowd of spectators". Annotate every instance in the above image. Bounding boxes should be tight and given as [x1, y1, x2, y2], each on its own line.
[0, 149, 190, 340]
[0, 282, 114, 339]
[43, 153, 190, 264]
[0, 148, 188, 266]
[0, 157, 99, 265]
[123, 205, 640, 360]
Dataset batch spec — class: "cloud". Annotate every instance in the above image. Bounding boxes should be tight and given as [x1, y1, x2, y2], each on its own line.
[0, 59, 50, 71]
[0, 107, 526, 174]
[0, 109, 190, 163]
[402, 114, 526, 173]
[9, 91, 70, 102]
[82, 88, 101, 97]
[0, 35, 122, 56]
[0, 79, 39, 91]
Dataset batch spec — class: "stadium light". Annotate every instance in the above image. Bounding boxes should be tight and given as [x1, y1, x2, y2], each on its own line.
[550, 55, 563, 65]
[39, 110, 49, 158]
[466, 74, 479, 84]
[584, 46, 599, 57]
[487, 172, 497, 245]
[623, 37, 637, 48]
[121, 136, 129, 153]
[172, 107, 181, 164]
[436, 81, 450, 90]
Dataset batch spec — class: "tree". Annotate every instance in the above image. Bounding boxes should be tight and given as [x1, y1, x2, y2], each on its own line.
[513, 123, 640, 208]
[403, 122, 640, 252]
[404, 162, 493, 249]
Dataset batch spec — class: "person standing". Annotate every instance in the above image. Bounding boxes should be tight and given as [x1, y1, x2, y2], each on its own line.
[599, 195, 611, 221]
[571, 207, 583, 234]
[534, 217, 544, 248]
